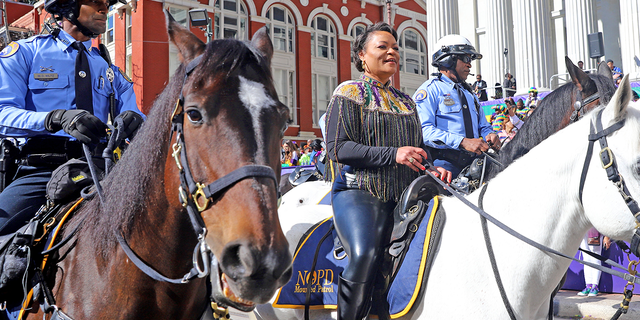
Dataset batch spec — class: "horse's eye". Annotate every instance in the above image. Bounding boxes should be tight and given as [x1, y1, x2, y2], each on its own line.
[186, 109, 203, 124]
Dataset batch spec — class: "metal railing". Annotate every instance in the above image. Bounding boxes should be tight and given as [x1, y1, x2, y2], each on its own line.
[549, 68, 597, 90]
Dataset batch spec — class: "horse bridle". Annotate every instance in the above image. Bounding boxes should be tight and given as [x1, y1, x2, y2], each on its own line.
[578, 108, 640, 258]
[117, 54, 279, 308]
[570, 88, 600, 122]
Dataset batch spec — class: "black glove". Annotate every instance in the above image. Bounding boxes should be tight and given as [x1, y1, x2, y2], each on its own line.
[45, 109, 107, 144]
[114, 110, 144, 141]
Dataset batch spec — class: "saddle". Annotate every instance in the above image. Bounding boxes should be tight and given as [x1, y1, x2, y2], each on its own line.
[0, 128, 129, 316]
[388, 175, 448, 279]
[0, 200, 69, 308]
[274, 174, 448, 318]
[288, 153, 326, 186]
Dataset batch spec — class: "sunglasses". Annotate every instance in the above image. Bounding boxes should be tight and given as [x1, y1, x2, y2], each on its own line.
[458, 55, 473, 64]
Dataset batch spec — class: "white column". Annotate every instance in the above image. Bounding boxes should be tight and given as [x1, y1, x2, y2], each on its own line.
[512, 0, 553, 92]
[565, 0, 597, 70]
[486, 0, 513, 90]
[619, 0, 640, 78]
[426, 0, 459, 75]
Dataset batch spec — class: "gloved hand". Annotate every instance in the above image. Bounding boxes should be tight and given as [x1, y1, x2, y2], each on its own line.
[45, 109, 107, 144]
[114, 110, 144, 141]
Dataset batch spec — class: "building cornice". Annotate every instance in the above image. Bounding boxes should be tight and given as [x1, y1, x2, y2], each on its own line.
[395, 7, 426, 22]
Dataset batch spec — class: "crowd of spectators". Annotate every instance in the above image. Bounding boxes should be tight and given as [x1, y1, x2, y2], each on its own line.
[489, 96, 532, 146]
[281, 139, 324, 167]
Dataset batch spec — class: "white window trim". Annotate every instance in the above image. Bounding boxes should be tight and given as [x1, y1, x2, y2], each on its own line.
[399, 29, 426, 76]
[266, 5, 295, 54]
[214, 0, 249, 40]
[310, 15, 336, 61]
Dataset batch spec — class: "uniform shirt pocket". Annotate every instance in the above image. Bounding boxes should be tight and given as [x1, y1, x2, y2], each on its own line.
[438, 96, 461, 114]
[28, 73, 69, 91]
[27, 74, 70, 110]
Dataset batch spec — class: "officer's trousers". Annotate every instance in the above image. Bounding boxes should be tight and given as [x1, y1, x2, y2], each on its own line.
[0, 166, 51, 235]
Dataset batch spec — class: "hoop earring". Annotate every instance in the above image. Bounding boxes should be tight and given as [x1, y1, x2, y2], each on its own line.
[362, 60, 369, 73]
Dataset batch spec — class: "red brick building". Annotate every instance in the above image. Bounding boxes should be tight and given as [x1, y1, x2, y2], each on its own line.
[3, 0, 428, 140]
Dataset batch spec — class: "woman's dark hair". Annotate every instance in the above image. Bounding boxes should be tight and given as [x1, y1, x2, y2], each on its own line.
[351, 22, 398, 72]
[310, 139, 323, 151]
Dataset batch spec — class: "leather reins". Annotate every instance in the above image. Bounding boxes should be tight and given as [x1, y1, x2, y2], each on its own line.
[117, 54, 279, 286]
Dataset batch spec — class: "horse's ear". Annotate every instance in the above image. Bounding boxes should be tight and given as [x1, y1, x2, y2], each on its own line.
[251, 27, 273, 67]
[597, 61, 613, 79]
[565, 56, 592, 92]
[165, 9, 205, 63]
[604, 74, 631, 121]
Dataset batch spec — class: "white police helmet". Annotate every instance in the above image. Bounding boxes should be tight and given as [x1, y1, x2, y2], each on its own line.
[431, 34, 482, 69]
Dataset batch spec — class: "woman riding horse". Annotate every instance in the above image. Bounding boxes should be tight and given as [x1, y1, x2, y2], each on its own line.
[324, 22, 450, 320]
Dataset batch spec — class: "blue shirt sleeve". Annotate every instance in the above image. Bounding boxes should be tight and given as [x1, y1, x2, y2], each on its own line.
[0, 39, 49, 136]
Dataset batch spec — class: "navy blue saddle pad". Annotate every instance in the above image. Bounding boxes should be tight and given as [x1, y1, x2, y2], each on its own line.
[274, 197, 441, 318]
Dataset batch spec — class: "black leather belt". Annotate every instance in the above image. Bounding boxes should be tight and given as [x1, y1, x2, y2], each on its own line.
[19, 137, 103, 167]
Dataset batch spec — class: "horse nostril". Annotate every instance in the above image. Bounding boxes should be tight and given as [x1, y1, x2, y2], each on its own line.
[220, 243, 254, 279]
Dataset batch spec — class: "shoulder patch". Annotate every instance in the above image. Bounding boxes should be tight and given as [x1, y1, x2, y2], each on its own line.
[333, 80, 365, 104]
[118, 67, 132, 83]
[0, 42, 20, 58]
[413, 89, 427, 101]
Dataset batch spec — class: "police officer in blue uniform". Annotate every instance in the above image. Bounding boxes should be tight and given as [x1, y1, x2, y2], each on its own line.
[0, 0, 144, 235]
[413, 34, 499, 177]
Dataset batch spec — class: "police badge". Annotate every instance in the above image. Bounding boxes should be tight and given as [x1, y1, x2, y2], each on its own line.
[106, 68, 115, 83]
[443, 94, 455, 106]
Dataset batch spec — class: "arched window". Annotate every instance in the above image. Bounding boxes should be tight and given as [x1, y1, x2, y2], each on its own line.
[399, 29, 426, 76]
[311, 15, 335, 60]
[214, 0, 248, 40]
[266, 5, 295, 53]
[267, 5, 296, 124]
[350, 23, 366, 39]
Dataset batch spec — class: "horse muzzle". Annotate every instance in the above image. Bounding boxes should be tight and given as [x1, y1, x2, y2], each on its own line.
[209, 242, 293, 311]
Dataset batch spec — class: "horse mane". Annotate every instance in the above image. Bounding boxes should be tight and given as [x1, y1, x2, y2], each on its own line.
[77, 38, 270, 256]
[486, 73, 616, 180]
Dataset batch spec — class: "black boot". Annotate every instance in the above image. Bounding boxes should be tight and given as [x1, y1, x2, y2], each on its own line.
[337, 275, 373, 320]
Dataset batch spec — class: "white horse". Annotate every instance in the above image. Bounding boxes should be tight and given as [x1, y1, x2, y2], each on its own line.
[258, 75, 640, 320]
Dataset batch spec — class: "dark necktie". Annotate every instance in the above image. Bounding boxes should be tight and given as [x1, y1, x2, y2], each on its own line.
[72, 41, 94, 114]
[455, 83, 475, 139]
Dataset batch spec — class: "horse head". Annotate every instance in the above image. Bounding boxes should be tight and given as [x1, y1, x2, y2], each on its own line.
[164, 13, 292, 310]
[579, 74, 640, 257]
[565, 56, 616, 124]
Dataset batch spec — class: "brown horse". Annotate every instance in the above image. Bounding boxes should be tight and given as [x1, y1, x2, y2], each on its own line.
[19, 13, 292, 320]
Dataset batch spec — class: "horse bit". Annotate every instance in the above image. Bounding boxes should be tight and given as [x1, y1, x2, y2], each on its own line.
[116, 54, 279, 317]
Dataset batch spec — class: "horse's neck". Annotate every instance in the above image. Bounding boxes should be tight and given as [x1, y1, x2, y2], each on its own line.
[479, 122, 592, 258]
[425, 123, 592, 318]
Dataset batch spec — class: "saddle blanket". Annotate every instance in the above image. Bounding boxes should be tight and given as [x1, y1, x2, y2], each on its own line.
[273, 197, 441, 318]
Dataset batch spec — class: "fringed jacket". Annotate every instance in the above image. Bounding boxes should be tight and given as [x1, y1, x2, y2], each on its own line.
[325, 75, 432, 202]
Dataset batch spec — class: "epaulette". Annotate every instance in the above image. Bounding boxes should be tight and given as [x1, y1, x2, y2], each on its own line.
[24, 34, 51, 43]
[333, 80, 366, 105]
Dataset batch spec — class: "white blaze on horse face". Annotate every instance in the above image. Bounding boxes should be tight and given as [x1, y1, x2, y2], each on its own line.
[238, 76, 277, 155]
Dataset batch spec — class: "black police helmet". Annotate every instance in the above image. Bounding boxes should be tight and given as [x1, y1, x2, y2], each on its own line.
[44, 0, 121, 37]
[431, 34, 482, 70]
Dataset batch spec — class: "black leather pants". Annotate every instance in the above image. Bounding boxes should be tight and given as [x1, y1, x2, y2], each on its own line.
[332, 188, 395, 319]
